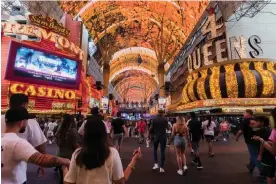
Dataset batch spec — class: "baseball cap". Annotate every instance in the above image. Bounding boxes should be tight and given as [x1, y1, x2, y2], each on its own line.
[5, 107, 31, 123]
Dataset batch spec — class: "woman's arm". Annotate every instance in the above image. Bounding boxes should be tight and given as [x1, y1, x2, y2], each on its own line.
[123, 158, 137, 181]
[171, 124, 175, 137]
[252, 136, 276, 156]
[258, 143, 264, 161]
[113, 148, 141, 184]
[263, 141, 276, 156]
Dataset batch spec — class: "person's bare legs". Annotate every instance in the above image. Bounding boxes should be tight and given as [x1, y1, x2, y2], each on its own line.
[181, 148, 187, 168]
[175, 147, 182, 170]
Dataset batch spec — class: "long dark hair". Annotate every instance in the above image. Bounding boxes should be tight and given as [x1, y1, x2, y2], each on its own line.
[76, 116, 110, 170]
[56, 114, 76, 146]
[207, 117, 212, 130]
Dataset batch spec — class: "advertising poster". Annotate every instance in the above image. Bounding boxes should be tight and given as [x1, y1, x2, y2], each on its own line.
[158, 97, 166, 110]
[101, 97, 109, 110]
[89, 98, 100, 108]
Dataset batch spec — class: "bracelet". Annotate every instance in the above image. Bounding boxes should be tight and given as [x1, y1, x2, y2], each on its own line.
[260, 139, 265, 144]
[128, 164, 135, 171]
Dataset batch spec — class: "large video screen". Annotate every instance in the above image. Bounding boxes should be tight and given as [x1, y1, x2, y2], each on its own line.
[14, 46, 78, 84]
[5, 41, 81, 89]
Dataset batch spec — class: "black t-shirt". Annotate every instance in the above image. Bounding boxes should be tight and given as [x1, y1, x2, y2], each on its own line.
[256, 127, 275, 165]
[112, 118, 125, 134]
[151, 116, 168, 140]
[241, 118, 254, 144]
[189, 118, 202, 142]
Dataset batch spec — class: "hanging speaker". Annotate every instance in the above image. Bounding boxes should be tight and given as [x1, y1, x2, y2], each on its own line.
[96, 81, 102, 90]
[165, 82, 171, 91]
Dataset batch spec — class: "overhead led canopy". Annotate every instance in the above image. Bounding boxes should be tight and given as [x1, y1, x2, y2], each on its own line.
[59, 1, 209, 65]
[59, 1, 209, 101]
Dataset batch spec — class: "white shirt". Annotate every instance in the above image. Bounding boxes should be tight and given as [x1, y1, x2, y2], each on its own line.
[78, 120, 110, 135]
[186, 119, 191, 127]
[166, 122, 172, 134]
[1, 133, 38, 184]
[64, 147, 124, 184]
[47, 122, 56, 132]
[202, 120, 216, 136]
[1, 115, 47, 183]
[1, 115, 47, 147]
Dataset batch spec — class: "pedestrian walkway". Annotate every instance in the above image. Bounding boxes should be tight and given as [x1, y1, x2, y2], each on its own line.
[27, 137, 259, 184]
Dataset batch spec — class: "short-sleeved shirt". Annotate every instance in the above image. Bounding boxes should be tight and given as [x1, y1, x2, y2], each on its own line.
[151, 116, 168, 140]
[240, 118, 254, 144]
[255, 127, 275, 166]
[188, 118, 202, 142]
[78, 115, 107, 136]
[137, 121, 147, 133]
[1, 115, 47, 183]
[1, 133, 38, 184]
[202, 121, 216, 136]
[47, 122, 57, 132]
[269, 129, 276, 142]
[1, 115, 47, 147]
[64, 147, 124, 184]
[111, 118, 125, 134]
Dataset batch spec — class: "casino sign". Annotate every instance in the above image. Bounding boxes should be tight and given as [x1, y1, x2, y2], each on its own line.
[1, 22, 83, 60]
[10, 83, 76, 100]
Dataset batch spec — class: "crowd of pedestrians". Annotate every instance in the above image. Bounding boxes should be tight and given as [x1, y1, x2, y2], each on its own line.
[2, 93, 276, 184]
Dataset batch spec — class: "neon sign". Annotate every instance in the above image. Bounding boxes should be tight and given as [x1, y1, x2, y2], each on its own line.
[10, 83, 76, 100]
[1, 22, 83, 60]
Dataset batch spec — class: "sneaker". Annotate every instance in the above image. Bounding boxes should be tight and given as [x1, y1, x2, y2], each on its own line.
[197, 165, 203, 169]
[177, 169, 183, 175]
[152, 164, 159, 170]
[247, 164, 253, 174]
[192, 159, 198, 165]
[160, 168, 165, 173]
[183, 165, 188, 171]
[209, 152, 215, 157]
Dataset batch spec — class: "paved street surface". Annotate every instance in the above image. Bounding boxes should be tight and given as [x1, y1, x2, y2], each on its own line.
[27, 136, 260, 184]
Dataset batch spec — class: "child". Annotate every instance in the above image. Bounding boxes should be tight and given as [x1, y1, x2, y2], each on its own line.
[252, 116, 275, 184]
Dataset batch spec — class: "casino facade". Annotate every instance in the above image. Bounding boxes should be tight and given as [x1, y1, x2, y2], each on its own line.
[1, 17, 102, 115]
[1, 1, 276, 116]
[167, 2, 276, 114]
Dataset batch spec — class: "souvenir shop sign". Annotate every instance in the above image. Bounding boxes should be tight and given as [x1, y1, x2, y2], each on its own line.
[10, 83, 76, 100]
[1, 22, 83, 60]
[29, 15, 70, 37]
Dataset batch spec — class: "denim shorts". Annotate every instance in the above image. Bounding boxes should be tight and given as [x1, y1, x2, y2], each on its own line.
[174, 135, 186, 149]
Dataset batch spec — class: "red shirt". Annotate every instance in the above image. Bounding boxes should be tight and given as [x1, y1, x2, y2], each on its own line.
[137, 121, 146, 133]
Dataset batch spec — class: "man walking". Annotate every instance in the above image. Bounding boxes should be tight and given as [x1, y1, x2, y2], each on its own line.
[149, 110, 169, 173]
[236, 109, 260, 174]
[137, 119, 147, 144]
[188, 112, 203, 169]
[1, 94, 47, 177]
[2, 107, 70, 184]
[111, 112, 127, 153]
